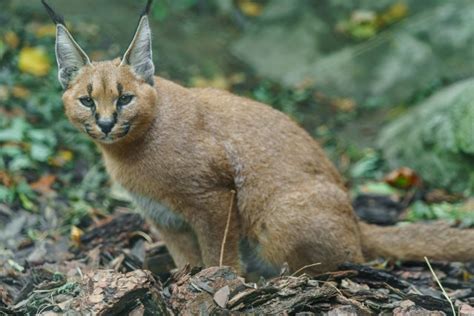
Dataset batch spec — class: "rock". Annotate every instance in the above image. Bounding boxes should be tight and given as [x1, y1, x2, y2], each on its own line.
[233, 2, 329, 87]
[377, 78, 474, 192]
[69, 269, 168, 315]
[353, 194, 404, 225]
[232, 1, 474, 107]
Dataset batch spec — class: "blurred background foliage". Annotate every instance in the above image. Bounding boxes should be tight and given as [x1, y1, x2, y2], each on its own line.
[0, 0, 473, 240]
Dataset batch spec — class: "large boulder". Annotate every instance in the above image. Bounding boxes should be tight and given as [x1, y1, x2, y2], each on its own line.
[232, 0, 474, 107]
[377, 78, 474, 192]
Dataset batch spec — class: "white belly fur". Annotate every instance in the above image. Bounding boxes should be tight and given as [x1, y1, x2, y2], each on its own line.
[129, 193, 188, 230]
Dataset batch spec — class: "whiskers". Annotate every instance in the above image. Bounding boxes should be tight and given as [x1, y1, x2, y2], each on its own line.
[119, 122, 131, 138]
[73, 121, 134, 144]
[96, 122, 132, 144]
[83, 123, 95, 138]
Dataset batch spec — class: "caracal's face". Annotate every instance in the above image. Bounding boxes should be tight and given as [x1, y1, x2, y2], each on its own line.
[62, 59, 157, 145]
[43, 0, 156, 145]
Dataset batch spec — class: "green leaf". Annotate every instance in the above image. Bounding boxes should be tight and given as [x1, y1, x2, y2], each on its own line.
[19, 192, 36, 212]
[351, 24, 377, 39]
[0, 39, 6, 60]
[350, 152, 382, 179]
[0, 118, 28, 142]
[407, 201, 473, 227]
[0, 145, 23, 157]
[431, 204, 451, 219]
[0, 185, 14, 203]
[16, 181, 35, 200]
[407, 201, 434, 221]
[30, 143, 52, 162]
[8, 155, 32, 171]
[360, 181, 399, 195]
[27, 129, 57, 147]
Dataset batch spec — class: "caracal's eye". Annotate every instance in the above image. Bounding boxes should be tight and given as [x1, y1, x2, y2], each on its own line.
[79, 96, 95, 108]
[117, 94, 134, 107]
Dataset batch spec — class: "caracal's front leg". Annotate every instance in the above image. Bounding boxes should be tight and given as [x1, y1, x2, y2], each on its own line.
[191, 191, 241, 273]
[131, 193, 203, 268]
[157, 226, 203, 268]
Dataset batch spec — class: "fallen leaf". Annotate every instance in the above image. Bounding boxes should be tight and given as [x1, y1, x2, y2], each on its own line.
[237, 0, 263, 17]
[462, 198, 474, 212]
[4, 31, 20, 49]
[90, 50, 106, 61]
[0, 85, 9, 101]
[341, 278, 369, 294]
[30, 174, 56, 195]
[379, 2, 408, 26]
[352, 10, 376, 23]
[12, 85, 31, 99]
[0, 171, 13, 187]
[71, 225, 84, 247]
[332, 97, 356, 112]
[425, 189, 463, 204]
[18, 47, 51, 76]
[384, 167, 420, 189]
[190, 74, 229, 90]
[460, 304, 474, 316]
[49, 149, 74, 167]
[35, 24, 57, 38]
[213, 285, 230, 308]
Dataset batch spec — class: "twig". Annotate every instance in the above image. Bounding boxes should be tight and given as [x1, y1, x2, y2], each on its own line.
[219, 190, 236, 267]
[291, 262, 321, 276]
[424, 256, 456, 316]
[131, 230, 154, 243]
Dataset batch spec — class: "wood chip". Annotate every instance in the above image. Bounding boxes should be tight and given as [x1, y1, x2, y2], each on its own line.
[213, 285, 230, 308]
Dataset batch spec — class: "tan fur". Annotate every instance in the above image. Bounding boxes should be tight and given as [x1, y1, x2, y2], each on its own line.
[60, 62, 474, 275]
[360, 222, 474, 261]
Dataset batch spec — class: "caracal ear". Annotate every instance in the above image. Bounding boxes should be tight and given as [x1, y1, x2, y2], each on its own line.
[41, 0, 91, 89]
[55, 25, 91, 89]
[121, 3, 155, 86]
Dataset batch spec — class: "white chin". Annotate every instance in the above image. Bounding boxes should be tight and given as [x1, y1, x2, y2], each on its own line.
[98, 137, 116, 144]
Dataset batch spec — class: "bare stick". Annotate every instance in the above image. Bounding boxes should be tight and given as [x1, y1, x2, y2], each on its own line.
[219, 190, 236, 267]
[291, 262, 321, 276]
[424, 256, 456, 316]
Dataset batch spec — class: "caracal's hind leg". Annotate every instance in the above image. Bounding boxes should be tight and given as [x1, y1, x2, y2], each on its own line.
[254, 181, 364, 274]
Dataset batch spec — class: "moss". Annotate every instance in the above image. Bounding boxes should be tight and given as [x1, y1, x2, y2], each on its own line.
[378, 78, 474, 193]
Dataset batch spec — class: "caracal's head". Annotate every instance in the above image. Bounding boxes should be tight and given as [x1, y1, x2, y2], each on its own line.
[42, 0, 157, 145]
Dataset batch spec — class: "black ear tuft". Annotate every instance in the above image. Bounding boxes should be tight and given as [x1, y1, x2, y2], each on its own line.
[41, 0, 66, 25]
[140, 0, 154, 17]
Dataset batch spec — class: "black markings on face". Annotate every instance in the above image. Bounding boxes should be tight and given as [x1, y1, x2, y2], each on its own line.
[87, 83, 93, 96]
[117, 82, 123, 96]
[101, 76, 107, 94]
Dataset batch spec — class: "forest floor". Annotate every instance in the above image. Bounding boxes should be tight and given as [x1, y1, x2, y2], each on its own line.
[1, 1, 473, 315]
[1, 210, 474, 314]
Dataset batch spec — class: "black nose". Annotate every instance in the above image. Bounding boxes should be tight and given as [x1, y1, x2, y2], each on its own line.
[97, 119, 115, 134]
